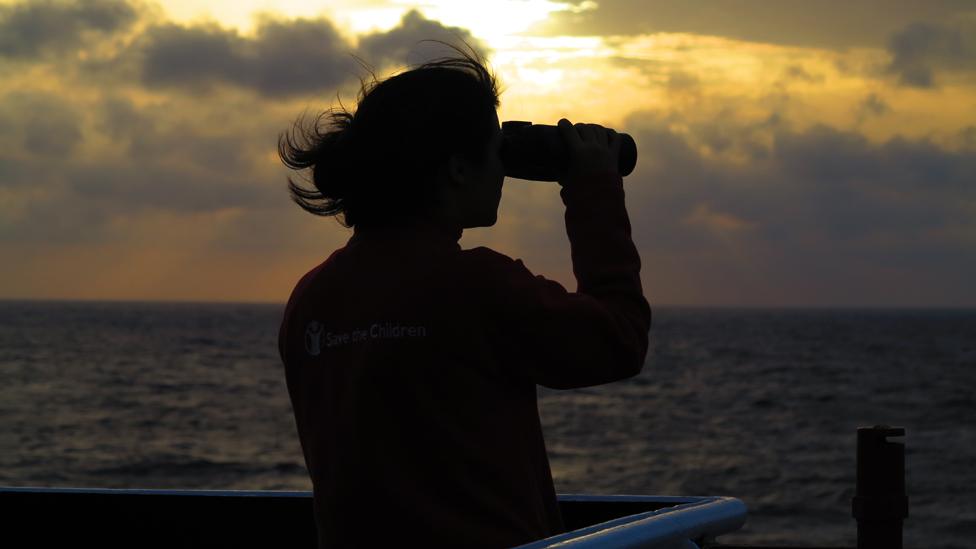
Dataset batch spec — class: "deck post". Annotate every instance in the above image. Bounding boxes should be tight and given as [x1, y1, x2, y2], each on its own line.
[851, 425, 908, 549]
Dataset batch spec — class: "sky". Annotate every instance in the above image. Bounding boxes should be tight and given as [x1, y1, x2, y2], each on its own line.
[0, 0, 974, 307]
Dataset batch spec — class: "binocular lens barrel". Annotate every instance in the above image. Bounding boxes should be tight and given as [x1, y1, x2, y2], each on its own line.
[501, 121, 638, 182]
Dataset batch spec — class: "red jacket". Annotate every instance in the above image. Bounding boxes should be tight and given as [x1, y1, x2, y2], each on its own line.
[279, 170, 651, 548]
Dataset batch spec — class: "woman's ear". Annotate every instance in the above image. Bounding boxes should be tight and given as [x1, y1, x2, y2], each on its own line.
[446, 153, 468, 188]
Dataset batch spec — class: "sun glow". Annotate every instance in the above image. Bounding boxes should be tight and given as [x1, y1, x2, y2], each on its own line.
[157, 0, 572, 40]
[159, 0, 331, 34]
[415, 0, 569, 42]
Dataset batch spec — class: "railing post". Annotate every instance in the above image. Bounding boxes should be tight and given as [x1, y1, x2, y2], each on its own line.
[852, 425, 908, 549]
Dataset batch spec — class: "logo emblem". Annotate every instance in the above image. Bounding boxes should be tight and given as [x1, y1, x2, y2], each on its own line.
[304, 321, 323, 356]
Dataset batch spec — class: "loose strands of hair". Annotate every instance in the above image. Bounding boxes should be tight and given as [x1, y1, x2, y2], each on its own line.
[277, 106, 353, 217]
[276, 39, 500, 229]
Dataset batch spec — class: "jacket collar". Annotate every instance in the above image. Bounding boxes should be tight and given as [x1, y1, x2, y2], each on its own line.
[347, 218, 463, 251]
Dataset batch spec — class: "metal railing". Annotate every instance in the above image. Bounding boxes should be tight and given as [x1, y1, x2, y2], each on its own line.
[513, 495, 747, 549]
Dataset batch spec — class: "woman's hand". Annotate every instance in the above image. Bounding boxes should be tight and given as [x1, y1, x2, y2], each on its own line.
[557, 118, 622, 187]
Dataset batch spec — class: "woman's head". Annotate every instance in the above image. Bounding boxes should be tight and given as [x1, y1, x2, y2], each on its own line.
[278, 42, 503, 230]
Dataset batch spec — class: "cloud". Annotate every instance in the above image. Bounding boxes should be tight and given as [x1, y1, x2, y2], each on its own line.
[65, 6, 488, 98]
[131, 16, 355, 97]
[854, 93, 891, 124]
[683, 203, 757, 234]
[96, 94, 154, 141]
[0, 1, 498, 259]
[529, 0, 973, 50]
[783, 64, 825, 84]
[0, 90, 84, 158]
[0, 86, 288, 248]
[665, 70, 700, 94]
[883, 19, 976, 88]
[621, 111, 976, 304]
[960, 126, 976, 148]
[0, 1, 490, 99]
[0, 0, 139, 59]
[357, 9, 490, 67]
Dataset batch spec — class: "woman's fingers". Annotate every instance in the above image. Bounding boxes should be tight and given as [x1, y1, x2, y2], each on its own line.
[558, 118, 582, 150]
[575, 123, 595, 143]
[608, 128, 621, 160]
[592, 124, 609, 145]
[562, 119, 614, 147]
[558, 119, 622, 184]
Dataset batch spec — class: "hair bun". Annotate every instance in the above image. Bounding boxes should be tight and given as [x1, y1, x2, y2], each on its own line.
[313, 127, 355, 200]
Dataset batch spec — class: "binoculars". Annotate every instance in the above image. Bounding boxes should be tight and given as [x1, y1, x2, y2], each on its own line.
[501, 121, 638, 182]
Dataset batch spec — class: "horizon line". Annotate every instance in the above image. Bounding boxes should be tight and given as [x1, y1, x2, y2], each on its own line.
[2, 297, 975, 310]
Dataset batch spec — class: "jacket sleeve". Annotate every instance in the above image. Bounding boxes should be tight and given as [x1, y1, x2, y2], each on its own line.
[278, 261, 328, 368]
[473, 170, 651, 390]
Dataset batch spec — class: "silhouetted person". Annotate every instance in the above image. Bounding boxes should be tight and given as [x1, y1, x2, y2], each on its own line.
[277, 44, 650, 548]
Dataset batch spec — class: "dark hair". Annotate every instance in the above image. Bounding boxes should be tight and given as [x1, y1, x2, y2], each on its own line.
[277, 41, 501, 229]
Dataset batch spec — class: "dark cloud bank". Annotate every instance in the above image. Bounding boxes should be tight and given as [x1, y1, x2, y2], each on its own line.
[134, 10, 482, 98]
[533, 0, 974, 49]
[0, 0, 139, 58]
[885, 19, 976, 88]
[623, 113, 975, 306]
[0, 0, 486, 97]
[538, 0, 976, 89]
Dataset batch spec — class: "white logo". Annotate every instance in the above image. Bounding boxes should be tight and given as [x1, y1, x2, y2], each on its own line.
[304, 321, 323, 356]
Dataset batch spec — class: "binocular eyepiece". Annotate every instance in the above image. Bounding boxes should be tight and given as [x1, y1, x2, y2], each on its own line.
[501, 121, 638, 182]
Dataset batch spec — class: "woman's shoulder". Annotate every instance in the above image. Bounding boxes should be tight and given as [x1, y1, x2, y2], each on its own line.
[461, 245, 510, 262]
[459, 246, 522, 271]
[457, 246, 539, 287]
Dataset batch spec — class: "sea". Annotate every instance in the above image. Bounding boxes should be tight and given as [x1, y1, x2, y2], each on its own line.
[1, 299, 973, 548]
